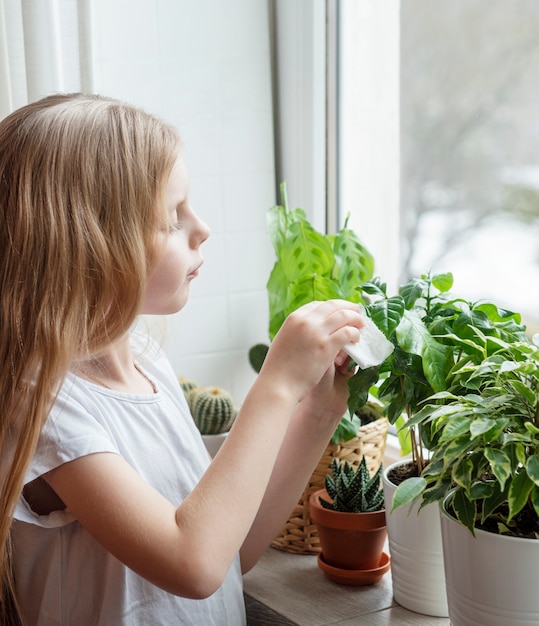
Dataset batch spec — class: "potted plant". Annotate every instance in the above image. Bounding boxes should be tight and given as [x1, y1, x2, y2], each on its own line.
[363, 271, 527, 616]
[180, 379, 238, 457]
[392, 334, 539, 626]
[309, 456, 390, 586]
[249, 183, 391, 554]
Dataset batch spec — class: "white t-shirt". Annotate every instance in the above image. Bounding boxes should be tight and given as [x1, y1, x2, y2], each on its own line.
[12, 337, 246, 626]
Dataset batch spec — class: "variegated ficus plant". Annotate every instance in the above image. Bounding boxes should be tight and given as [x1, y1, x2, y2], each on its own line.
[370, 272, 539, 538]
[394, 337, 539, 538]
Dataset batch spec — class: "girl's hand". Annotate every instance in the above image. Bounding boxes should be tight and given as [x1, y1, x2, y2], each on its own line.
[258, 300, 363, 404]
[296, 355, 354, 431]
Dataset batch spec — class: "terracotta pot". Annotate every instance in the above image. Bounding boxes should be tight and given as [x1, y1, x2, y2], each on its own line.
[309, 489, 387, 570]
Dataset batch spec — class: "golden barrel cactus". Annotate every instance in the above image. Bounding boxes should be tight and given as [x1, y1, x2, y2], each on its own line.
[188, 386, 237, 435]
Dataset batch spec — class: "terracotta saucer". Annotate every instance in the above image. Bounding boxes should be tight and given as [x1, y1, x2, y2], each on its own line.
[317, 551, 391, 586]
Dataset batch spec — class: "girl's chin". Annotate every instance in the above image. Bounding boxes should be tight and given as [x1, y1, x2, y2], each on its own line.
[141, 294, 189, 316]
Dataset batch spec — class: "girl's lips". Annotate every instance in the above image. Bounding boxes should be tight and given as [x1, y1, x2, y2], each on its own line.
[188, 261, 203, 279]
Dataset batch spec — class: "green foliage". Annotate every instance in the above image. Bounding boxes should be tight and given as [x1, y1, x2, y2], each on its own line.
[320, 457, 385, 513]
[360, 272, 527, 470]
[248, 343, 268, 374]
[391, 339, 539, 538]
[250, 182, 389, 442]
[266, 182, 374, 340]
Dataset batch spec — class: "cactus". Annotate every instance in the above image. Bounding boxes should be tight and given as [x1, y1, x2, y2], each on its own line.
[320, 456, 384, 513]
[188, 386, 237, 435]
[178, 377, 198, 407]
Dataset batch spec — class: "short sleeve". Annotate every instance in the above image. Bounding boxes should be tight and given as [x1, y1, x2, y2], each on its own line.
[14, 377, 121, 528]
[25, 377, 121, 484]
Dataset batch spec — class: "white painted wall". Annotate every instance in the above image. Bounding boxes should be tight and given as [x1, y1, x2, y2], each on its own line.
[90, 0, 276, 403]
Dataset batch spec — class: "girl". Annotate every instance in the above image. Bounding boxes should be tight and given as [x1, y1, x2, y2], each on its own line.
[0, 93, 363, 625]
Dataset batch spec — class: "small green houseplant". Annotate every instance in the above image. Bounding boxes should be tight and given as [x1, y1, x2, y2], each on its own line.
[309, 457, 389, 584]
[320, 457, 384, 513]
[187, 386, 237, 435]
[179, 379, 238, 457]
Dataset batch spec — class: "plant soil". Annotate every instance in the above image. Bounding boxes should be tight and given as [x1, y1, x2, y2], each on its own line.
[387, 460, 420, 486]
[474, 504, 539, 540]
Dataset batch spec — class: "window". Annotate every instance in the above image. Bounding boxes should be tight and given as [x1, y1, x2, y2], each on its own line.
[339, 0, 539, 333]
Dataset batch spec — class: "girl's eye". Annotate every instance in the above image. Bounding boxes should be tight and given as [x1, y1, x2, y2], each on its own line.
[168, 222, 182, 235]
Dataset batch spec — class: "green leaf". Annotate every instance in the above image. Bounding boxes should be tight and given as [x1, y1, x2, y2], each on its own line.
[396, 310, 452, 392]
[452, 456, 473, 490]
[431, 272, 453, 292]
[368, 296, 405, 339]
[469, 480, 495, 500]
[391, 477, 426, 512]
[332, 228, 374, 297]
[452, 489, 476, 534]
[421, 481, 452, 507]
[285, 275, 341, 316]
[400, 277, 428, 309]
[248, 343, 268, 373]
[395, 413, 413, 456]
[511, 379, 536, 405]
[439, 435, 471, 466]
[279, 220, 334, 281]
[267, 262, 288, 339]
[525, 422, 539, 435]
[347, 366, 380, 417]
[438, 416, 472, 442]
[330, 411, 361, 444]
[267, 197, 307, 255]
[531, 485, 539, 518]
[508, 471, 534, 522]
[473, 302, 521, 325]
[526, 455, 539, 486]
[470, 417, 496, 440]
[481, 483, 507, 522]
[484, 448, 512, 491]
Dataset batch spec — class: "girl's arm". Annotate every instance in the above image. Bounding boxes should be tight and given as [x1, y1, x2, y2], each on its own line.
[238, 358, 354, 572]
[44, 300, 363, 599]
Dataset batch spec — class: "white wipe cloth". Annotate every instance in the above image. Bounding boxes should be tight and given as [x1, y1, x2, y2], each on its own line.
[344, 313, 394, 369]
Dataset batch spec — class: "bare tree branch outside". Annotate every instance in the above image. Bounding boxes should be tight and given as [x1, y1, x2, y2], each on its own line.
[400, 0, 539, 329]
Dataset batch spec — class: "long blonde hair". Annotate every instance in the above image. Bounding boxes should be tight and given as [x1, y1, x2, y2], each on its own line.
[0, 93, 180, 623]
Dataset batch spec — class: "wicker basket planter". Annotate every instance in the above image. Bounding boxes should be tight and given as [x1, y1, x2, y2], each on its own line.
[271, 416, 389, 554]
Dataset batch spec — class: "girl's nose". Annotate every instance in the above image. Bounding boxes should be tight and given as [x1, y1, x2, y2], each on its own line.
[192, 213, 211, 247]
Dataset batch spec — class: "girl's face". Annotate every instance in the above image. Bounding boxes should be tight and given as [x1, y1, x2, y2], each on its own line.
[142, 158, 210, 315]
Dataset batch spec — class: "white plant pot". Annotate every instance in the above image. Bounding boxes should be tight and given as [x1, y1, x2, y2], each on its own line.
[383, 461, 448, 617]
[201, 431, 229, 458]
[440, 493, 539, 626]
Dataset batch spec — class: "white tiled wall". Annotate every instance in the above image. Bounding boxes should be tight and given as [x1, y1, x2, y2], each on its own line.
[91, 0, 276, 404]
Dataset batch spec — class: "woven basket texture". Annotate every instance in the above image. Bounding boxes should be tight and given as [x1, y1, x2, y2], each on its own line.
[271, 416, 389, 554]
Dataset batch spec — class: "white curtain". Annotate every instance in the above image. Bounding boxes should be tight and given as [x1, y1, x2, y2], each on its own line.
[0, 0, 93, 120]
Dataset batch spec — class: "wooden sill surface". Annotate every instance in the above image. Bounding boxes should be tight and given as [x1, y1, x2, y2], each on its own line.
[243, 547, 450, 626]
